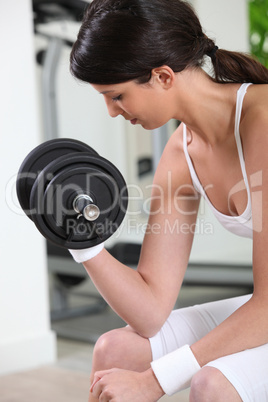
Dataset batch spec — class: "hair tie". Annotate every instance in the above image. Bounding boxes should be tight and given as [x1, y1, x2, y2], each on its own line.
[207, 45, 218, 59]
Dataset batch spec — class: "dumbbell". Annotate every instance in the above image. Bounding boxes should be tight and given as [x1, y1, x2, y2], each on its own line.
[16, 138, 128, 249]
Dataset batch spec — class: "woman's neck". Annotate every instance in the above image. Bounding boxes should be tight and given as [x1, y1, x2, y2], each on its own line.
[172, 68, 240, 146]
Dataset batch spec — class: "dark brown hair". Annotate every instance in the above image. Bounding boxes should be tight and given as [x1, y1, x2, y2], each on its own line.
[70, 0, 268, 85]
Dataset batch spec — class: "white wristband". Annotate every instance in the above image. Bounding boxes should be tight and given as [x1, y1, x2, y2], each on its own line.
[151, 345, 201, 396]
[69, 243, 104, 263]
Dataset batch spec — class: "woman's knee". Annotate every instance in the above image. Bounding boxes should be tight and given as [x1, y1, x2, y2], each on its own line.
[93, 328, 128, 368]
[92, 326, 152, 373]
[190, 366, 242, 402]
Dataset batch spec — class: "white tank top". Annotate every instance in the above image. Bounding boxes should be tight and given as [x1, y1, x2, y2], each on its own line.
[183, 83, 253, 239]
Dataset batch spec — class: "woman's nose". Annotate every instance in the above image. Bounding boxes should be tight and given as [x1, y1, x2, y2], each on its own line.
[106, 99, 123, 118]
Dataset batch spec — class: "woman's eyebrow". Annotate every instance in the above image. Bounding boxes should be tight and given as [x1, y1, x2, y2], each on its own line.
[99, 90, 115, 95]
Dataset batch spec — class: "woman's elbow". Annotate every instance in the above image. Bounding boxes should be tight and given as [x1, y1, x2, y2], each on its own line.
[134, 312, 168, 339]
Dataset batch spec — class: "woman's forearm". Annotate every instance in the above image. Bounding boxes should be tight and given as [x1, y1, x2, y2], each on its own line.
[191, 294, 268, 367]
[83, 249, 168, 337]
[149, 295, 268, 396]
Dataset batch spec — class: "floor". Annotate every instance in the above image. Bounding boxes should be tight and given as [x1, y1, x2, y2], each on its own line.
[0, 338, 189, 402]
[0, 276, 252, 402]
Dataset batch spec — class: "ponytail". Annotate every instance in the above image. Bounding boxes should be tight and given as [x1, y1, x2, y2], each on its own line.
[208, 46, 268, 84]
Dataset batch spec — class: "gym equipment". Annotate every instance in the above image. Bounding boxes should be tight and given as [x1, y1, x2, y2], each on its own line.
[17, 138, 128, 249]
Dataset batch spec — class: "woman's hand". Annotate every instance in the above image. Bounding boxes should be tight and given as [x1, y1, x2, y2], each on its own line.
[90, 367, 164, 401]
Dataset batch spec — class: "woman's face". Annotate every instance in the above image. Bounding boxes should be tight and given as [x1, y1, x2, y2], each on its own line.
[91, 76, 174, 130]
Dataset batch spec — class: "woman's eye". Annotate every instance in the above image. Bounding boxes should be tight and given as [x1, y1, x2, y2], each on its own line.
[112, 95, 122, 102]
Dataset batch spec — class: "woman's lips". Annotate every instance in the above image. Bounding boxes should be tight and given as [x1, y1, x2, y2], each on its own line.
[130, 118, 138, 125]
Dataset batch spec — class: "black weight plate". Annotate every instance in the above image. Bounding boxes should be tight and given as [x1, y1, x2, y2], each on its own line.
[16, 138, 98, 218]
[30, 153, 128, 249]
[31, 156, 127, 249]
[43, 167, 121, 247]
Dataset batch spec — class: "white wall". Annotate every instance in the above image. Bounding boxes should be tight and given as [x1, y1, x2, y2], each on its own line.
[0, 0, 56, 375]
[193, 0, 249, 52]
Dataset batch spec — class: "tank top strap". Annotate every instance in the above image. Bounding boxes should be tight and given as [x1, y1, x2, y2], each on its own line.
[234, 83, 252, 194]
[235, 83, 252, 133]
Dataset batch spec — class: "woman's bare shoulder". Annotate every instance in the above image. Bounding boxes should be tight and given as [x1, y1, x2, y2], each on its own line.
[242, 84, 268, 128]
[241, 84, 268, 169]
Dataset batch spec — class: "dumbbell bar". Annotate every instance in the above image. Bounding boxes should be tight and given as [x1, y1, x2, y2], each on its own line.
[16, 138, 128, 249]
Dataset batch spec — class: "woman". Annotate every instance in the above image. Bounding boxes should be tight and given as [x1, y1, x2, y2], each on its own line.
[69, 0, 268, 400]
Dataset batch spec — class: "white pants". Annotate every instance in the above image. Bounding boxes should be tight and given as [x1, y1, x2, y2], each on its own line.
[149, 294, 268, 401]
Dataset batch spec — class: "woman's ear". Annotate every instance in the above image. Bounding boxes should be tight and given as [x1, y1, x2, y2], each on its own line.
[151, 65, 175, 89]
